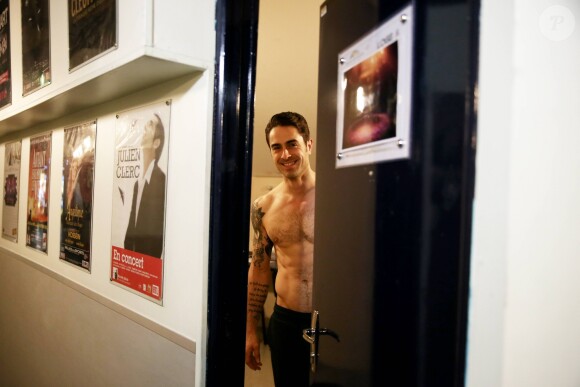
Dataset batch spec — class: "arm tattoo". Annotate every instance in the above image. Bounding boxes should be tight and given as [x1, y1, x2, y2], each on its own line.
[251, 201, 273, 269]
[248, 281, 269, 321]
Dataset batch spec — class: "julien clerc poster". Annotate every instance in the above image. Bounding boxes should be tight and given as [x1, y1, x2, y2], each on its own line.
[110, 101, 170, 303]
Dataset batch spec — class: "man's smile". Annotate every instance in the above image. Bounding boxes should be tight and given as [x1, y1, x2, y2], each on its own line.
[280, 160, 297, 167]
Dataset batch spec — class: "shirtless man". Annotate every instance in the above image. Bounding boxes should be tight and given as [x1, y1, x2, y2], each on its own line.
[245, 112, 315, 387]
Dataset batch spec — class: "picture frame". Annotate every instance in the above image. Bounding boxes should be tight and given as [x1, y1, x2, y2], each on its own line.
[335, 4, 414, 168]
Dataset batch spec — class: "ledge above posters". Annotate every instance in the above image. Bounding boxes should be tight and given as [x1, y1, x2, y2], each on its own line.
[335, 4, 414, 168]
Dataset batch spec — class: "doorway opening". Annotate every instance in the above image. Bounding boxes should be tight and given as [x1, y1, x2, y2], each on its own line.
[206, 0, 323, 386]
[244, 1, 322, 385]
[207, 0, 479, 385]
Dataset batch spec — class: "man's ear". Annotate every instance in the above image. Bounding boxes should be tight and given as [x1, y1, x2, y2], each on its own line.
[153, 138, 161, 150]
[306, 139, 313, 154]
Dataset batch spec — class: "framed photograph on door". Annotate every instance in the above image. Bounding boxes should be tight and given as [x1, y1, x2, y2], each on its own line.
[335, 4, 414, 168]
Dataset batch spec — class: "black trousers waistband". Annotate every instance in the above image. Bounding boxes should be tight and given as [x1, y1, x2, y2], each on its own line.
[273, 304, 311, 324]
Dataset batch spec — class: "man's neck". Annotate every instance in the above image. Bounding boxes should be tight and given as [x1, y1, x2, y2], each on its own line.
[283, 168, 315, 194]
[141, 159, 155, 184]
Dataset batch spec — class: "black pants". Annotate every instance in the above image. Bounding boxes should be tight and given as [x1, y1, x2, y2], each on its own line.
[268, 304, 311, 387]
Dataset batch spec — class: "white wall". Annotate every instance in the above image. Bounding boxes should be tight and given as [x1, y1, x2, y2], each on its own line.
[0, 59, 213, 387]
[0, 1, 216, 386]
[467, 1, 580, 386]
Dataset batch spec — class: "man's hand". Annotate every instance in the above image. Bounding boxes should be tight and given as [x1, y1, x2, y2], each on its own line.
[245, 332, 262, 370]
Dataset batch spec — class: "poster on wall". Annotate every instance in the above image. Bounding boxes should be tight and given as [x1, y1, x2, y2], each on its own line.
[27, 133, 51, 253]
[110, 101, 171, 304]
[0, 0, 12, 108]
[335, 4, 414, 168]
[22, 0, 51, 95]
[68, 0, 117, 71]
[60, 121, 96, 271]
[2, 141, 21, 242]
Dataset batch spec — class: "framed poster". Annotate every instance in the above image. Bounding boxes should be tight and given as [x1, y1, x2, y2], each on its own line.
[68, 0, 117, 71]
[2, 141, 21, 242]
[0, 0, 11, 108]
[27, 133, 51, 253]
[22, 0, 51, 95]
[110, 101, 171, 304]
[335, 4, 414, 168]
[60, 121, 96, 271]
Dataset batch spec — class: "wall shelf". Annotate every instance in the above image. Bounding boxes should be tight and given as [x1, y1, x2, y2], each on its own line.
[0, 52, 205, 137]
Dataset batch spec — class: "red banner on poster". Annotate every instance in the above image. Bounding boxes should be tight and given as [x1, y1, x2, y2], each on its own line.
[111, 246, 162, 300]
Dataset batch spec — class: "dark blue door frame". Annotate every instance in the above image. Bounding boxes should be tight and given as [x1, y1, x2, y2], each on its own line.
[206, 0, 259, 386]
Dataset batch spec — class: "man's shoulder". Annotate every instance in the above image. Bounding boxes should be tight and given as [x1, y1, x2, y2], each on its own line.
[152, 165, 166, 180]
[253, 192, 273, 211]
[253, 183, 283, 211]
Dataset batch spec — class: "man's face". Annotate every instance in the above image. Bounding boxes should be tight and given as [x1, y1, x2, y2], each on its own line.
[268, 125, 312, 179]
[141, 117, 159, 150]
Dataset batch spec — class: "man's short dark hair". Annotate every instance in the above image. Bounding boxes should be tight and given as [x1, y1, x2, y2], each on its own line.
[153, 113, 165, 161]
[265, 112, 311, 147]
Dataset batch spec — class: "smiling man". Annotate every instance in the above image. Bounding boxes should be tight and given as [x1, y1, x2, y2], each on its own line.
[245, 112, 316, 387]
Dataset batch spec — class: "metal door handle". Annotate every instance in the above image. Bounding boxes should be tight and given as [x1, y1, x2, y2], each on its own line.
[303, 327, 340, 343]
[302, 310, 341, 373]
[302, 328, 316, 344]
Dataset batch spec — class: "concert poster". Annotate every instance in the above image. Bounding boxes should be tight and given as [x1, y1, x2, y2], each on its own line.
[111, 101, 171, 303]
[22, 0, 51, 95]
[27, 133, 51, 253]
[2, 141, 21, 242]
[68, 0, 117, 71]
[0, 0, 12, 108]
[60, 121, 96, 271]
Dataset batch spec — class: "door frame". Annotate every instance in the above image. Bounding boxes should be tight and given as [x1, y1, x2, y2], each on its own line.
[206, 0, 259, 386]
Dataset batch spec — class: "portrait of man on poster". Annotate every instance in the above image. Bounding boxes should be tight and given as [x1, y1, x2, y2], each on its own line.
[123, 113, 166, 259]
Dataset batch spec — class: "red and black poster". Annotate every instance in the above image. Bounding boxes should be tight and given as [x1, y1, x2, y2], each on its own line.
[111, 101, 170, 303]
[60, 121, 96, 271]
[0, 0, 12, 108]
[27, 133, 51, 253]
[22, 0, 51, 95]
[68, 0, 117, 71]
[3, 141, 21, 242]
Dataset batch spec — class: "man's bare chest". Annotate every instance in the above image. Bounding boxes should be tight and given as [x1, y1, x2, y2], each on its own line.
[264, 201, 314, 246]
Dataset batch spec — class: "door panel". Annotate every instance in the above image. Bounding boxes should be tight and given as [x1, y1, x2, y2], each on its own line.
[313, 2, 378, 385]
[312, 0, 477, 386]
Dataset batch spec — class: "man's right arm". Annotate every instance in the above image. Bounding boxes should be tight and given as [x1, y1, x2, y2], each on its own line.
[245, 199, 273, 370]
